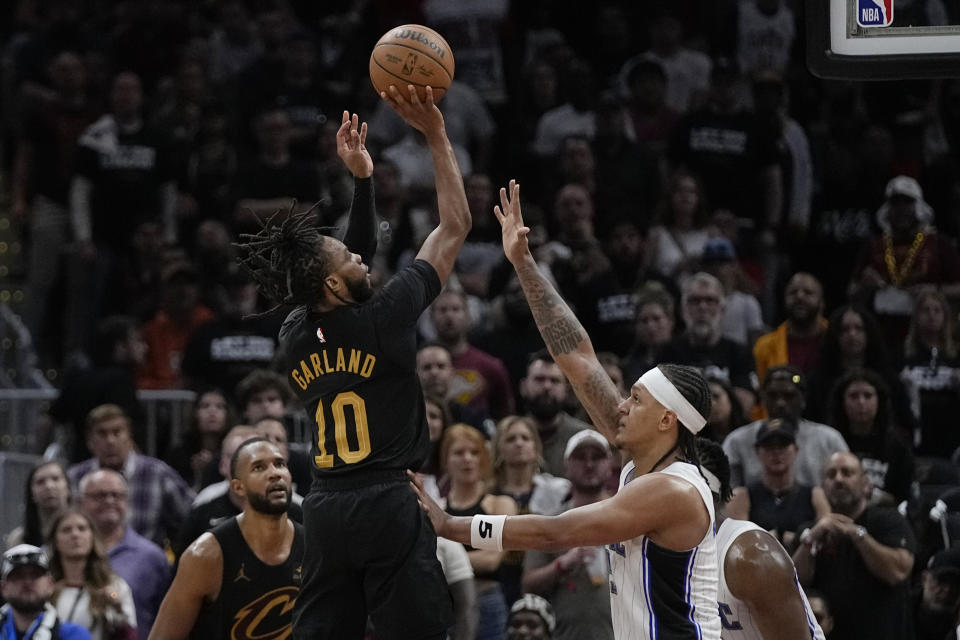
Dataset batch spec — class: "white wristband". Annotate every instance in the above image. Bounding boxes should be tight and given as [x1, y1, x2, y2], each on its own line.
[470, 514, 506, 551]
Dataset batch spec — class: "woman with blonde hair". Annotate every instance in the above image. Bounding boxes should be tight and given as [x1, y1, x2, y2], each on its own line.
[900, 286, 960, 455]
[490, 415, 570, 605]
[441, 424, 517, 639]
[47, 508, 136, 640]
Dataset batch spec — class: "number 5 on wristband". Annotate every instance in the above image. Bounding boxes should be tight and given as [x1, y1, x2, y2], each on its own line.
[470, 514, 506, 550]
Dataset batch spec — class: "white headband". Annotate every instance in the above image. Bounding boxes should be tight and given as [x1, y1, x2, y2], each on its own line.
[700, 467, 722, 494]
[637, 367, 707, 434]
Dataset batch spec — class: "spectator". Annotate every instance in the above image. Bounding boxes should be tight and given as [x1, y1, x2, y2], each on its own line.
[667, 56, 782, 257]
[850, 175, 960, 348]
[491, 415, 571, 604]
[230, 368, 306, 450]
[658, 272, 758, 414]
[622, 281, 677, 382]
[702, 375, 748, 443]
[622, 57, 681, 161]
[230, 109, 322, 232]
[419, 395, 454, 500]
[76, 471, 169, 640]
[180, 265, 280, 395]
[532, 59, 597, 159]
[725, 417, 830, 551]
[618, 12, 711, 114]
[506, 594, 556, 640]
[899, 286, 960, 456]
[644, 169, 714, 281]
[753, 272, 828, 384]
[206, 1, 262, 85]
[722, 366, 848, 488]
[382, 128, 473, 202]
[806, 305, 915, 432]
[521, 430, 615, 640]
[13, 50, 102, 367]
[68, 404, 195, 548]
[47, 509, 137, 640]
[701, 236, 765, 347]
[732, 0, 796, 78]
[518, 351, 591, 478]
[415, 342, 494, 435]
[137, 260, 215, 390]
[914, 547, 960, 640]
[828, 369, 914, 506]
[69, 71, 177, 354]
[164, 388, 236, 491]
[49, 315, 147, 463]
[6, 461, 70, 548]
[441, 424, 518, 640]
[793, 452, 915, 640]
[0, 545, 92, 640]
[431, 289, 515, 421]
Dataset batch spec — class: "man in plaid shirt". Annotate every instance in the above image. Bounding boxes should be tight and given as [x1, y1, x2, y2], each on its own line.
[68, 403, 194, 548]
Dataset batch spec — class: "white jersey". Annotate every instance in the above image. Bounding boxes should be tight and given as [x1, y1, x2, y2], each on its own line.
[715, 519, 825, 640]
[608, 460, 721, 640]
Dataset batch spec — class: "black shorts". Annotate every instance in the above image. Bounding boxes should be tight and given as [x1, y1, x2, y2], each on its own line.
[292, 469, 453, 640]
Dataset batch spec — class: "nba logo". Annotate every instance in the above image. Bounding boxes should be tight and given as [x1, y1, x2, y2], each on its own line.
[857, 0, 893, 27]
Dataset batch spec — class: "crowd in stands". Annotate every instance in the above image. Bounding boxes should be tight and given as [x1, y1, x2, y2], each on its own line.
[5, 0, 960, 639]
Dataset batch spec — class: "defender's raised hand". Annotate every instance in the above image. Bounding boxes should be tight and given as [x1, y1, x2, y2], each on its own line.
[407, 470, 454, 539]
[380, 85, 445, 138]
[493, 180, 531, 266]
[336, 110, 373, 178]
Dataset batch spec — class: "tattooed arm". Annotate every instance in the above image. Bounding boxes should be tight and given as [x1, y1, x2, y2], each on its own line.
[493, 180, 623, 444]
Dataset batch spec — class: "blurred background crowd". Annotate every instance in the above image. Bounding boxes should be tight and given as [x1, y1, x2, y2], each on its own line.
[3, 0, 960, 639]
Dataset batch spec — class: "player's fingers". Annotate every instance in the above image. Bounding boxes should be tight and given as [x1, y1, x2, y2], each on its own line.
[493, 205, 505, 224]
[351, 112, 359, 131]
[499, 187, 510, 213]
[424, 85, 435, 106]
[359, 121, 368, 146]
[341, 110, 349, 124]
[386, 85, 406, 105]
[406, 84, 421, 105]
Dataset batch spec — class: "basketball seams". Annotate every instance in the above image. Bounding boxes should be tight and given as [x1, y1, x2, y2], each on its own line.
[371, 42, 454, 82]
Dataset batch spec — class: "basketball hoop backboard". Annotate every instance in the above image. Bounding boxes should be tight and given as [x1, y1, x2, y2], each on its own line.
[807, 0, 960, 79]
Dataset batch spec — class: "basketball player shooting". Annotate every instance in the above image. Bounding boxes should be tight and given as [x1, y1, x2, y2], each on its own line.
[410, 180, 723, 639]
[237, 85, 471, 640]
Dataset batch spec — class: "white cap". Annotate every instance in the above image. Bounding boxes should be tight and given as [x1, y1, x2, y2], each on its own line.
[563, 430, 610, 461]
[877, 175, 934, 232]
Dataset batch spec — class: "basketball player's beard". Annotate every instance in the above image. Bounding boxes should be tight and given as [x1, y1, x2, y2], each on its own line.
[347, 276, 374, 303]
[247, 488, 291, 515]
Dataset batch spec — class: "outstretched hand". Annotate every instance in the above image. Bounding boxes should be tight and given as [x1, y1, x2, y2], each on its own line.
[407, 470, 451, 538]
[493, 180, 531, 266]
[336, 110, 373, 178]
[380, 85, 445, 139]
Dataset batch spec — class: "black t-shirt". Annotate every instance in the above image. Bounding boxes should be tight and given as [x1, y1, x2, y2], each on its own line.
[746, 481, 816, 543]
[280, 260, 441, 478]
[191, 516, 304, 640]
[75, 120, 174, 247]
[802, 506, 915, 640]
[844, 429, 914, 503]
[900, 346, 960, 456]
[658, 335, 758, 394]
[181, 316, 279, 396]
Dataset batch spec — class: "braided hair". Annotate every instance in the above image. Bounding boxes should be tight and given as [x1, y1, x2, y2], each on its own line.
[695, 437, 734, 504]
[234, 203, 334, 314]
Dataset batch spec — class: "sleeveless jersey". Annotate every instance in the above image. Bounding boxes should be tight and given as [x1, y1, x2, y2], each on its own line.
[192, 517, 305, 640]
[715, 518, 825, 640]
[608, 460, 721, 640]
[279, 260, 441, 478]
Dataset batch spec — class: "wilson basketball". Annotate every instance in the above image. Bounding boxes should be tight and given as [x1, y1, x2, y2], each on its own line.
[369, 24, 454, 102]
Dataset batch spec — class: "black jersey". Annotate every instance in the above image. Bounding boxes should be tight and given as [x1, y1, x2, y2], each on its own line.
[280, 259, 441, 478]
[192, 516, 305, 640]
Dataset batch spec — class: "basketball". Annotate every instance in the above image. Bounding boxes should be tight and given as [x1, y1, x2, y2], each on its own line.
[369, 24, 454, 103]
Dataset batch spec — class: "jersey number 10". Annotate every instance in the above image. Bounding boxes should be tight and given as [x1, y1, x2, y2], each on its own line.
[314, 391, 372, 467]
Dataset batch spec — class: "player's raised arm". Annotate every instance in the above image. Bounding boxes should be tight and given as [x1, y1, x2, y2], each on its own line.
[493, 181, 622, 444]
[380, 85, 470, 285]
[336, 110, 378, 264]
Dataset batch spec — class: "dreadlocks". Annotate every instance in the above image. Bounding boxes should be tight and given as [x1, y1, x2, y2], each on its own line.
[234, 202, 333, 314]
[695, 437, 734, 504]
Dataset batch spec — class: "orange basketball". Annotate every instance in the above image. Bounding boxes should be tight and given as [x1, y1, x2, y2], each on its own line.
[369, 24, 454, 103]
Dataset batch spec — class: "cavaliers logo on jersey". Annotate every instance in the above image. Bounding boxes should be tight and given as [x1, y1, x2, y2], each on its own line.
[231, 586, 298, 640]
